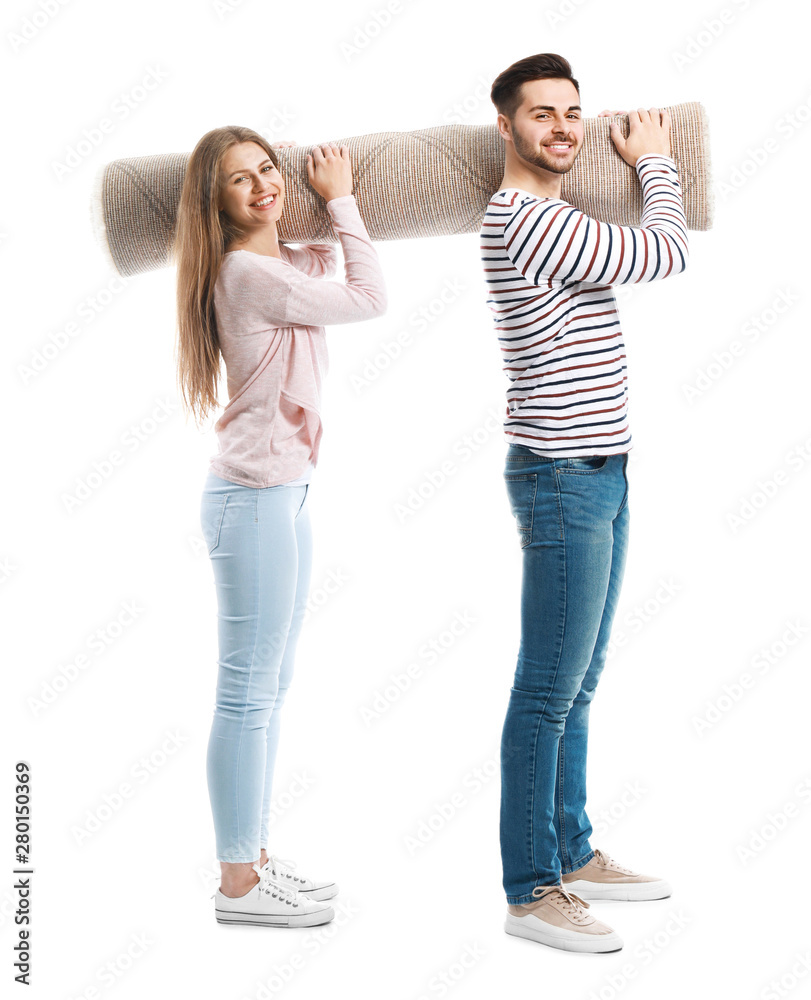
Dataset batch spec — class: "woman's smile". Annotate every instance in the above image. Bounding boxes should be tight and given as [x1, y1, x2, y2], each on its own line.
[250, 193, 278, 210]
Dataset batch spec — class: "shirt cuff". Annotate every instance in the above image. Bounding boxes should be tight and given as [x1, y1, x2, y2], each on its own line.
[635, 153, 676, 168]
[325, 194, 357, 209]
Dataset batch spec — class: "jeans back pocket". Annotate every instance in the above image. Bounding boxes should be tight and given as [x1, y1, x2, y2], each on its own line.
[504, 474, 537, 548]
[200, 495, 229, 554]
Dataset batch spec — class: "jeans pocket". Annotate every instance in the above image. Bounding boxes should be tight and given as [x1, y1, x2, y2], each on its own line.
[559, 455, 608, 474]
[504, 474, 537, 548]
[200, 495, 229, 554]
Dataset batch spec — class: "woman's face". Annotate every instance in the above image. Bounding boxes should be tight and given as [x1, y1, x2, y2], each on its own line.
[218, 141, 285, 230]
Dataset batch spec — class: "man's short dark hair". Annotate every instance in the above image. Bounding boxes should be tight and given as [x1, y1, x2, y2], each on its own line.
[490, 53, 580, 121]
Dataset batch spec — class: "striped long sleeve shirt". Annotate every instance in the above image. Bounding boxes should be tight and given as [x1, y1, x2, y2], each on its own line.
[479, 153, 689, 456]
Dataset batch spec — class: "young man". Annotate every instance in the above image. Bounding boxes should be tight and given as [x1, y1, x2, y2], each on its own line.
[479, 53, 689, 954]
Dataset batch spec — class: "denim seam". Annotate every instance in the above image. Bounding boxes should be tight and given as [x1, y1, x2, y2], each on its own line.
[557, 724, 568, 869]
[260, 490, 309, 848]
[296, 484, 308, 516]
[550, 467, 568, 873]
[525, 475, 538, 547]
[217, 495, 229, 552]
[504, 474, 538, 549]
[203, 494, 229, 554]
[232, 494, 261, 861]
[528, 463, 567, 889]
[556, 456, 607, 476]
[553, 464, 565, 544]
[527, 688, 543, 885]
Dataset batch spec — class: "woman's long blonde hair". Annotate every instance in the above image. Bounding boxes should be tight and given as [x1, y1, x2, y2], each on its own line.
[170, 126, 280, 426]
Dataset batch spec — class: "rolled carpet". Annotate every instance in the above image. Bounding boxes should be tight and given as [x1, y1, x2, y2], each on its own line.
[90, 102, 712, 278]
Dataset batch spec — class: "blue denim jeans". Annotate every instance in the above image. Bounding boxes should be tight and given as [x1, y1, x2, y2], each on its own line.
[200, 472, 312, 863]
[500, 445, 630, 903]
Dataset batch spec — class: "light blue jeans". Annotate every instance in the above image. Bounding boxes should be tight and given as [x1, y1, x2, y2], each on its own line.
[200, 472, 312, 863]
[501, 445, 630, 903]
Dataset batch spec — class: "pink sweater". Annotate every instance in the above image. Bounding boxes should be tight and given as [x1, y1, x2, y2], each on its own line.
[208, 194, 387, 487]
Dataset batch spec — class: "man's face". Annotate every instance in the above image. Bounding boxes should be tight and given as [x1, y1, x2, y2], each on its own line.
[504, 77, 584, 176]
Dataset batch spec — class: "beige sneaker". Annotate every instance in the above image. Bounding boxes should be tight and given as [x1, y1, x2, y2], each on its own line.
[505, 883, 622, 953]
[561, 848, 671, 901]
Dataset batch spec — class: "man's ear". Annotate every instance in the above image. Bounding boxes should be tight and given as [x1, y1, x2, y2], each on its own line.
[496, 114, 512, 143]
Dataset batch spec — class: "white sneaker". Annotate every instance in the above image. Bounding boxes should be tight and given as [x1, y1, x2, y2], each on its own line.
[259, 854, 338, 901]
[505, 884, 623, 953]
[214, 863, 334, 927]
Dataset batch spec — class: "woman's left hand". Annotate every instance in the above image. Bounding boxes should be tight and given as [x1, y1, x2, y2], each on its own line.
[271, 140, 297, 148]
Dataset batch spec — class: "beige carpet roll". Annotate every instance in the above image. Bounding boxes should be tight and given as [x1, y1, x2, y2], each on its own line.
[91, 102, 712, 277]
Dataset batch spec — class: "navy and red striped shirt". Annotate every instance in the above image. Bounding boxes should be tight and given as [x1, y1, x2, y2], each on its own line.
[479, 154, 688, 456]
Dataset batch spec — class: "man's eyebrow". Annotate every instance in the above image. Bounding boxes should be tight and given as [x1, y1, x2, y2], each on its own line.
[227, 159, 272, 178]
[527, 105, 581, 113]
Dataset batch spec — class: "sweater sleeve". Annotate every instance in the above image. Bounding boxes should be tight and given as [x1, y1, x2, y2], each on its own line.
[279, 241, 338, 278]
[248, 195, 387, 327]
[503, 154, 689, 287]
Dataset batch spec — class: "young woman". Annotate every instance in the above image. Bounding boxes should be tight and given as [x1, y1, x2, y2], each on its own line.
[171, 126, 387, 927]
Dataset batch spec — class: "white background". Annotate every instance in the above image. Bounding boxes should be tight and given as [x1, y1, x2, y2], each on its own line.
[4, 0, 810, 997]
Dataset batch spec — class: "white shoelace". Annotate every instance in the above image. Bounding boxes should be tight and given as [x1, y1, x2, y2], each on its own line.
[265, 854, 308, 885]
[253, 863, 302, 906]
